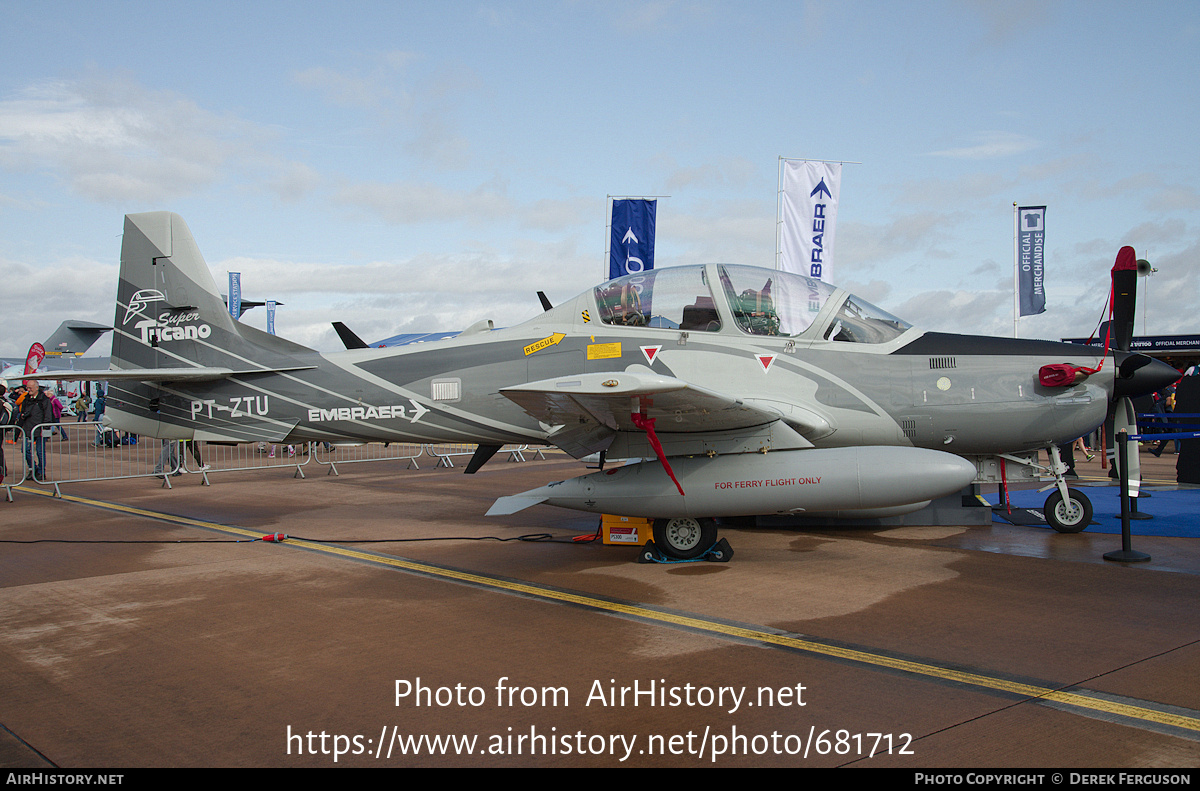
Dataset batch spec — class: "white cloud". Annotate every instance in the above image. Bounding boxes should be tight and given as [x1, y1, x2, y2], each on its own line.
[926, 131, 1041, 160]
[333, 179, 512, 224]
[0, 75, 311, 204]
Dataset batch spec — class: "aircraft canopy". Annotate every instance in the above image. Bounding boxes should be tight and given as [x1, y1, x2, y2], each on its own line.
[592, 264, 911, 344]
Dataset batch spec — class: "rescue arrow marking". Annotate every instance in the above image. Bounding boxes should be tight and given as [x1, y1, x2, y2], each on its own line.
[523, 332, 566, 356]
[641, 345, 662, 365]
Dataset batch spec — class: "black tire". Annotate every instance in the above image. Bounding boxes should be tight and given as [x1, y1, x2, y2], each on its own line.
[652, 517, 717, 559]
[1044, 489, 1092, 533]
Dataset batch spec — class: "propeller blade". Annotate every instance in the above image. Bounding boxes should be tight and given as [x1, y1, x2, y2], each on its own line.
[1115, 396, 1140, 498]
[1111, 246, 1138, 353]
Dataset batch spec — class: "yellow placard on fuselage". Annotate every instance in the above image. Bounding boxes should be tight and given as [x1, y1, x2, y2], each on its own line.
[587, 342, 622, 360]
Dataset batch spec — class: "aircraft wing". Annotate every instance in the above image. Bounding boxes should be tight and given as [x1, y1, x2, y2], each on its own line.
[500, 369, 797, 458]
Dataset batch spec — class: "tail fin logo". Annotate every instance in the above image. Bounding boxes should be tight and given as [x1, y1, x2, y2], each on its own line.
[124, 289, 168, 324]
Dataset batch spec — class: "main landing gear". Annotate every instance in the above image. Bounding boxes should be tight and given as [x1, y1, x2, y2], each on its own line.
[640, 517, 733, 563]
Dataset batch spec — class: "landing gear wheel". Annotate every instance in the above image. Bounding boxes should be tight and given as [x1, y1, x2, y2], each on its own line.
[1044, 489, 1092, 533]
[652, 517, 717, 560]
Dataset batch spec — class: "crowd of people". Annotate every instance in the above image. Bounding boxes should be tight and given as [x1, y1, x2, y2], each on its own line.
[1, 381, 115, 482]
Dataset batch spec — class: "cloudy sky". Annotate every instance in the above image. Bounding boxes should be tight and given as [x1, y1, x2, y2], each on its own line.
[2, 1, 1198, 357]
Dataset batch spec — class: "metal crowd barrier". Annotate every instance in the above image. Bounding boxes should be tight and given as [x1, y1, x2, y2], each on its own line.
[178, 439, 313, 482]
[505, 444, 548, 462]
[423, 443, 476, 468]
[20, 421, 181, 497]
[3, 425, 554, 500]
[310, 441, 424, 475]
[2, 425, 27, 501]
[423, 443, 550, 467]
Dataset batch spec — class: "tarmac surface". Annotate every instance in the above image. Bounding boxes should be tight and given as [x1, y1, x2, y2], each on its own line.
[2, 447, 1199, 768]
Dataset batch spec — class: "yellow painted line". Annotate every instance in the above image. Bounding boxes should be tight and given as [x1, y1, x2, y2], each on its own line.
[21, 484, 1200, 735]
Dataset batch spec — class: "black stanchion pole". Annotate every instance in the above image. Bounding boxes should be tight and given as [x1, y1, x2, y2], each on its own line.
[1105, 430, 1150, 563]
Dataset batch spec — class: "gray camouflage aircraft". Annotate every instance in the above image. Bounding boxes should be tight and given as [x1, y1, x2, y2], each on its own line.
[67, 212, 1177, 559]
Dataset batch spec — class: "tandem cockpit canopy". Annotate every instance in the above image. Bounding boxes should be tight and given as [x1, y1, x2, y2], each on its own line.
[591, 264, 912, 344]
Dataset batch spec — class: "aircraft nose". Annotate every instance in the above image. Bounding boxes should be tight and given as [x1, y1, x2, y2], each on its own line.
[1113, 352, 1179, 399]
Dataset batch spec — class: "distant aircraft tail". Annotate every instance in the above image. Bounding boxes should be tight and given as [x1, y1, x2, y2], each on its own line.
[43, 320, 111, 357]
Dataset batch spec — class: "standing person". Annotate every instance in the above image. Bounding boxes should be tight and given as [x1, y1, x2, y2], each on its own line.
[0, 384, 12, 484]
[16, 380, 50, 479]
[92, 388, 106, 421]
[153, 439, 179, 476]
[184, 439, 209, 471]
[1150, 384, 1180, 457]
[74, 392, 90, 422]
[93, 388, 107, 445]
[48, 387, 67, 441]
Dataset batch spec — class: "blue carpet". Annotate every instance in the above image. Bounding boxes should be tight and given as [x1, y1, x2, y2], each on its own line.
[986, 486, 1200, 537]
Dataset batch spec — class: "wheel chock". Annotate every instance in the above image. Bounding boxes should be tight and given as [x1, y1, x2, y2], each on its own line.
[638, 538, 734, 564]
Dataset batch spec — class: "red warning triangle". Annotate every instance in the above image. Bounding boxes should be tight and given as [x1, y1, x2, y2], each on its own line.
[756, 353, 776, 373]
[641, 345, 662, 365]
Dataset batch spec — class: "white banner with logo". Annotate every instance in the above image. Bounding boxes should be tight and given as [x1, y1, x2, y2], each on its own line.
[779, 160, 841, 282]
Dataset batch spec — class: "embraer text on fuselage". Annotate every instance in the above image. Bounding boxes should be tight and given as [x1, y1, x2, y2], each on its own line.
[307, 405, 411, 422]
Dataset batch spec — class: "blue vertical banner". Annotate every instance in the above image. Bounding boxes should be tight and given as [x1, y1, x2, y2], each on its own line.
[609, 199, 656, 281]
[228, 272, 242, 320]
[266, 300, 276, 335]
[1017, 206, 1046, 316]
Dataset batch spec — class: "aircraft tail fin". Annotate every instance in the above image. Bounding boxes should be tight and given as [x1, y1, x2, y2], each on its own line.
[43, 320, 111, 357]
[112, 212, 313, 372]
[332, 321, 370, 349]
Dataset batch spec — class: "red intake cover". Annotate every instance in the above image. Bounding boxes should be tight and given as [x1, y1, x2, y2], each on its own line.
[1039, 364, 1078, 387]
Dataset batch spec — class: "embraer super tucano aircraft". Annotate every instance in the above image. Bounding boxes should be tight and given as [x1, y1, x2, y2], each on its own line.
[60, 212, 1177, 558]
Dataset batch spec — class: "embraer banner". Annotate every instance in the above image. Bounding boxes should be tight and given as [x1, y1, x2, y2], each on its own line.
[780, 160, 841, 282]
[1018, 206, 1046, 316]
[610, 199, 656, 281]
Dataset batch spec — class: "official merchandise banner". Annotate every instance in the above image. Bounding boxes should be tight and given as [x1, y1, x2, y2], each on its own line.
[1018, 206, 1046, 316]
[610, 199, 657, 281]
[228, 272, 242, 320]
[780, 161, 841, 282]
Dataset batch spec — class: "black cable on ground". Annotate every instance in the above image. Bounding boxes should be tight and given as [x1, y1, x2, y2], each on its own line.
[0, 532, 577, 545]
